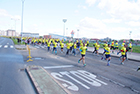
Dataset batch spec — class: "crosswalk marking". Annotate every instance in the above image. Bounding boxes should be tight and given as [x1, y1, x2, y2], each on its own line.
[4, 45, 8, 48]
[44, 65, 74, 69]
[0, 45, 14, 49]
[10, 45, 14, 48]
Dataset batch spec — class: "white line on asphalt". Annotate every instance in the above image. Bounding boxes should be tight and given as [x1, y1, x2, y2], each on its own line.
[4, 45, 8, 48]
[10, 45, 14, 48]
[0, 45, 2, 48]
[44, 65, 74, 69]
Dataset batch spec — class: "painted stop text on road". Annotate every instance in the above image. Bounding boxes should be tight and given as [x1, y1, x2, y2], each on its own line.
[51, 70, 108, 91]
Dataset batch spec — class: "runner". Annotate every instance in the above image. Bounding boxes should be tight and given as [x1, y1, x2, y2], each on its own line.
[60, 41, 64, 53]
[128, 42, 133, 54]
[115, 41, 119, 52]
[93, 41, 97, 55]
[111, 40, 115, 54]
[72, 42, 77, 56]
[104, 44, 111, 66]
[120, 44, 127, 65]
[47, 40, 51, 51]
[87, 40, 89, 47]
[78, 43, 87, 67]
[96, 42, 100, 56]
[66, 41, 71, 56]
[52, 41, 57, 55]
[101, 41, 108, 60]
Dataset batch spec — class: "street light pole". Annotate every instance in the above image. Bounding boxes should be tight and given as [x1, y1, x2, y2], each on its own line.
[21, 0, 25, 39]
[129, 31, 132, 40]
[77, 29, 79, 38]
[63, 18, 67, 39]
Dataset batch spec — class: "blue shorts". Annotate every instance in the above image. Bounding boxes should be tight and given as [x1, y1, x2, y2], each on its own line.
[77, 46, 80, 49]
[105, 54, 111, 58]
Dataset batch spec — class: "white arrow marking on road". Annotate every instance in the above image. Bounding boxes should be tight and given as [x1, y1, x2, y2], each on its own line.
[10, 45, 14, 48]
[4, 45, 8, 48]
[44, 65, 74, 69]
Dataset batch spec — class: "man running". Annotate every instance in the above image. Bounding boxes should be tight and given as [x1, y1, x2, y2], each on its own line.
[104, 44, 111, 66]
[78, 43, 87, 67]
[120, 45, 127, 65]
[111, 40, 115, 54]
[66, 41, 71, 56]
[93, 41, 97, 55]
[60, 41, 64, 53]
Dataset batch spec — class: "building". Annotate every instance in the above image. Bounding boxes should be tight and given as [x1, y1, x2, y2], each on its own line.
[49, 33, 67, 40]
[22, 32, 39, 38]
[6, 29, 16, 36]
[44, 35, 52, 39]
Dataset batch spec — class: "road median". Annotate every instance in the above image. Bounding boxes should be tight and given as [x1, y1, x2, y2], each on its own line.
[26, 66, 69, 94]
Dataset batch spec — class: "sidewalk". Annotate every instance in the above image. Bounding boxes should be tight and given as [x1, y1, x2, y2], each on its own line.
[87, 47, 140, 62]
[26, 66, 69, 94]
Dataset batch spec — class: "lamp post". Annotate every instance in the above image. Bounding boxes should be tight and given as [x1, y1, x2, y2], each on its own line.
[129, 31, 132, 39]
[63, 18, 67, 39]
[11, 18, 19, 36]
[77, 29, 79, 38]
[21, 0, 25, 39]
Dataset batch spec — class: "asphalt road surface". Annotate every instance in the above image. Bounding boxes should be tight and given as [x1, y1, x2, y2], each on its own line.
[0, 38, 36, 94]
[21, 44, 140, 94]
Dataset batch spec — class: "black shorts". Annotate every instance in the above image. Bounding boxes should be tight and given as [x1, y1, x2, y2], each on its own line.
[122, 55, 126, 58]
[115, 47, 118, 49]
[87, 44, 89, 47]
[61, 48, 63, 49]
[81, 54, 85, 57]
[111, 46, 115, 50]
[105, 54, 111, 58]
[129, 47, 132, 50]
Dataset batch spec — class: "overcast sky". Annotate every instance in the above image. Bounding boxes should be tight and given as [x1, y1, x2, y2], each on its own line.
[0, 0, 140, 40]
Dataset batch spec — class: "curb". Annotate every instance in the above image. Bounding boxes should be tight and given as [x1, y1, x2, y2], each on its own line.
[26, 66, 70, 94]
[87, 51, 140, 62]
[26, 66, 43, 94]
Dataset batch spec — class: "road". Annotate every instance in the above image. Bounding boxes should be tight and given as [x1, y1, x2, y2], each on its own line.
[0, 38, 36, 94]
[21, 44, 140, 94]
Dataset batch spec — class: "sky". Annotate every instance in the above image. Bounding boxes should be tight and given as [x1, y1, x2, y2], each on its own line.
[0, 0, 140, 40]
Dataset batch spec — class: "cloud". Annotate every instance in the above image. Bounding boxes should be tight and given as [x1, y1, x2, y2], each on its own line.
[74, 10, 79, 13]
[0, 9, 10, 17]
[86, 0, 97, 6]
[125, 21, 140, 27]
[102, 18, 122, 23]
[75, 17, 134, 39]
[78, 5, 87, 9]
[98, 0, 140, 21]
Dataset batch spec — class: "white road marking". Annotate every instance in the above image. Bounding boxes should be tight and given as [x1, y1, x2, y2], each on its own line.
[44, 65, 74, 69]
[41, 46, 44, 48]
[4, 45, 8, 48]
[10, 45, 14, 48]
[0, 45, 2, 48]
[7, 43, 9, 44]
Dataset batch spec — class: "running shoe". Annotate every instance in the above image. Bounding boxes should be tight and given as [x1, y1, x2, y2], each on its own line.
[78, 60, 80, 63]
[121, 62, 124, 65]
[107, 63, 110, 66]
[137, 67, 140, 71]
[101, 57, 103, 60]
[83, 64, 86, 67]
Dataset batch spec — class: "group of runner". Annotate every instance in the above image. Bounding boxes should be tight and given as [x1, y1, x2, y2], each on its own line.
[22, 37, 135, 67]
